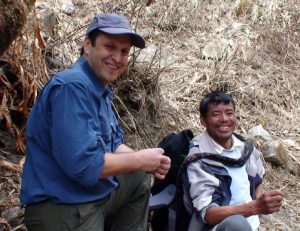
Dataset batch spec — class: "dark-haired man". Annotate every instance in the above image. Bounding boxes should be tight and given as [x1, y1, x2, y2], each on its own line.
[184, 91, 283, 231]
[20, 13, 170, 231]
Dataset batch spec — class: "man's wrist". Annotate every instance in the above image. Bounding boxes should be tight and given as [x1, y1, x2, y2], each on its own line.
[245, 201, 257, 216]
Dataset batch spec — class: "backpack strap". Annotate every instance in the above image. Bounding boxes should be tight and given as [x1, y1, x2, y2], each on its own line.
[183, 140, 254, 169]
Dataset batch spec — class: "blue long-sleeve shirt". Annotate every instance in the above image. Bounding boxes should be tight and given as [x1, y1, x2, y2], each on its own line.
[20, 57, 124, 205]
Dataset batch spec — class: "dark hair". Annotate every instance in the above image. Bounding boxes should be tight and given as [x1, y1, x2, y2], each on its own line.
[199, 91, 235, 118]
[80, 30, 103, 56]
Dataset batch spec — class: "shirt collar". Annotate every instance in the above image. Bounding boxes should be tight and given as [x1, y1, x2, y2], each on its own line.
[75, 57, 112, 99]
[204, 130, 244, 155]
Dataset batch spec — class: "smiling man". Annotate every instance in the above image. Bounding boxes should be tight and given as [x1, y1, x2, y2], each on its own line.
[183, 91, 283, 231]
[20, 13, 170, 231]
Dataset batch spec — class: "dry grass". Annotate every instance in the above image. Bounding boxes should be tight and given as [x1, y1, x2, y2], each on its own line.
[0, 0, 300, 230]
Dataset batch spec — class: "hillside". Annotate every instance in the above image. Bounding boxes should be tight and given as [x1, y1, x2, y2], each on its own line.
[0, 0, 299, 230]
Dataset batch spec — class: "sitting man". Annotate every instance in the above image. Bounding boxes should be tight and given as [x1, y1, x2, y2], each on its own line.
[183, 91, 283, 231]
[20, 13, 170, 231]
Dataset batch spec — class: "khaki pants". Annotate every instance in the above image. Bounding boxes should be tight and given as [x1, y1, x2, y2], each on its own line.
[24, 171, 151, 231]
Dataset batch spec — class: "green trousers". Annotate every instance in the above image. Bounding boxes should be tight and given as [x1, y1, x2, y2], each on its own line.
[24, 171, 151, 231]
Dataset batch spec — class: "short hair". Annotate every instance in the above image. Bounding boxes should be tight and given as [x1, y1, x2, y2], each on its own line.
[199, 91, 235, 118]
[80, 30, 103, 56]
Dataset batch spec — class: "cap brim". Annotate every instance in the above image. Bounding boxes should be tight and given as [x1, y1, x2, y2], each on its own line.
[98, 28, 145, 49]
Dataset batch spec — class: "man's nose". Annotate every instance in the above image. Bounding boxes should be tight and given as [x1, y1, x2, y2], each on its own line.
[221, 113, 229, 121]
[112, 51, 122, 63]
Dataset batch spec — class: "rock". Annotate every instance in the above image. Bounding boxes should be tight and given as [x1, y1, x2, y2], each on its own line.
[285, 156, 300, 176]
[248, 124, 273, 142]
[135, 44, 176, 67]
[280, 139, 300, 175]
[260, 214, 293, 231]
[35, 2, 51, 9]
[260, 214, 277, 223]
[247, 125, 290, 167]
[136, 44, 159, 64]
[58, 0, 75, 15]
[226, 22, 245, 36]
[1, 206, 24, 227]
[201, 39, 234, 60]
[167, 118, 176, 127]
[38, 8, 59, 37]
[262, 140, 288, 166]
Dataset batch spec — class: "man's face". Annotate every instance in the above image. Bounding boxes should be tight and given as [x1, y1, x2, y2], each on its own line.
[84, 33, 132, 86]
[200, 102, 236, 148]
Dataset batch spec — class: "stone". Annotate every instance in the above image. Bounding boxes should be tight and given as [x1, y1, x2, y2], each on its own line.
[248, 124, 273, 142]
[58, 0, 75, 15]
[201, 39, 234, 60]
[262, 141, 288, 166]
[1, 206, 24, 227]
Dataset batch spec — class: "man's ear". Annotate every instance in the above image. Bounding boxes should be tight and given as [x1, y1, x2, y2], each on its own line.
[200, 116, 206, 128]
[83, 37, 91, 55]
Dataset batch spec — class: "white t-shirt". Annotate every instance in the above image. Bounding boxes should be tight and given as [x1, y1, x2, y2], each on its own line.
[223, 148, 259, 231]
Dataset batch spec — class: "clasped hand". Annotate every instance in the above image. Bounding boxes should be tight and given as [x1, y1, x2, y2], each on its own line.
[137, 148, 171, 180]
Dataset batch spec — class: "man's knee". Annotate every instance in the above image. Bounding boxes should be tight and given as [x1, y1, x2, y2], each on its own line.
[131, 171, 151, 192]
[118, 171, 151, 198]
[216, 215, 252, 231]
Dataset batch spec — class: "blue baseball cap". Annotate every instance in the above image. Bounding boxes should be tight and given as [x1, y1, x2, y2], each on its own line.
[86, 13, 145, 49]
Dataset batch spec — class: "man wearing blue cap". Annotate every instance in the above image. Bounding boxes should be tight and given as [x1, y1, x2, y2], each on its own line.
[20, 13, 171, 231]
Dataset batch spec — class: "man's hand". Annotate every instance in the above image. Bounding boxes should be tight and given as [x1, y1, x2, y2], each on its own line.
[250, 190, 284, 214]
[205, 190, 284, 225]
[136, 148, 171, 180]
[100, 147, 170, 179]
[153, 154, 171, 180]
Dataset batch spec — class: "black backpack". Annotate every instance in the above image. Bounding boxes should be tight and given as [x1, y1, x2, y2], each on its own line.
[150, 129, 194, 231]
